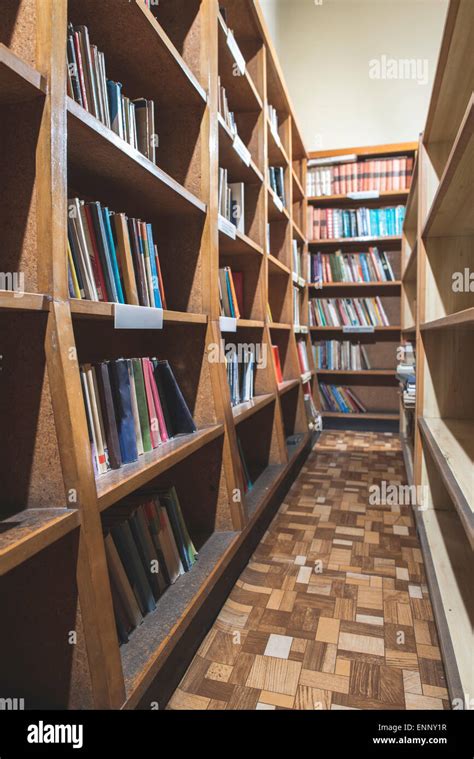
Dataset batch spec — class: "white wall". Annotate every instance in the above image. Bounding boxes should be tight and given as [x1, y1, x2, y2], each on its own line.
[259, 0, 448, 152]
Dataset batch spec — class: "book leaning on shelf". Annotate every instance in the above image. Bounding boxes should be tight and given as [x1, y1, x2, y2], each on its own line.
[272, 345, 284, 384]
[308, 205, 405, 240]
[104, 487, 198, 644]
[218, 267, 244, 319]
[269, 166, 286, 207]
[297, 340, 311, 374]
[226, 347, 256, 406]
[313, 340, 371, 371]
[80, 358, 196, 477]
[319, 383, 367, 414]
[309, 297, 390, 328]
[218, 169, 245, 234]
[307, 155, 414, 196]
[310, 248, 396, 284]
[67, 24, 157, 163]
[68, 197, 166, 308]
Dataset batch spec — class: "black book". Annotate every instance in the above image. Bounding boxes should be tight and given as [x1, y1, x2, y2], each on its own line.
[152, 361, 196, 435]
[67, 24, 83, 106]
[110, 522, 156, 616]
[94, 362, 122, 470]
[129, 509, 164, 601]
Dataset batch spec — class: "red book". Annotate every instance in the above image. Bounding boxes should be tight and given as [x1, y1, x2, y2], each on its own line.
[84, 204, 108, 301]
[146, 360, 169, 443]
[232, 271, 244, 315]
[272, 345, 283, 384]
[141, 358, 160, 448]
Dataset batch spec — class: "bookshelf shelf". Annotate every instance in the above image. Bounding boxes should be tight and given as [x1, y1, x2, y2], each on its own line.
[278, 378, 300, 395]
[418, 418, 474, 547]
[267, 189, 290, 221]
[309, 281, 401, 290]
[218, 227, 264, 257]
[245, 464, 286, 520]
[67, 98, 207, 218]
[0, 508, 80, 577]
[420, 307, 474, 333]
[69, 0, 207, 109]
[268, 253, 291, 277]
[69, 300, 208, 325]
[322, 411, 399, 421]
[310, 326, 401, 332]
[218, 115, 264, 184]
[269, 322, 291, 331]
[292, 219, 306, 243]
[96, 425, 225, 511]
[0, 43, 46, 103]
[0, 291, 50, 312]
[309, 235, 402, 248]
[236, 318, 265, 329]
[317, 369, 397, 376]
[308, 190, 409, 205]
[267, 117, 290, 166]
[422, 96, 474, 238]
[120, 529, 239, 707]
[217, 13, 263, 113]
[232, 393, 275, 424]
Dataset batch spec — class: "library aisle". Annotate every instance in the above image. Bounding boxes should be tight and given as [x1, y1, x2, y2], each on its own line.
[168, 431, 448, 710]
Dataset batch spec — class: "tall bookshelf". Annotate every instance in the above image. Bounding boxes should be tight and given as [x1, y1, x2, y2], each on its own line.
[0, 0, 312, 710]
[307, 142, 417, 430]
[411, 0, 473, 706]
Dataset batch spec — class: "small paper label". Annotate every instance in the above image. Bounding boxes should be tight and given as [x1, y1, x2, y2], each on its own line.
[298, 276, 306, 288]
[218, 214, 237, 239]
[114, 304, 164, 330]
[219, 316, 238, 332]
[292, 272, 299, 284]
[300, 325, 309, 334]
[346, 191, 380, 200]
[301, 371, 312, 383]
[233, 134, 251, 167]
[227, 31, 246, 75]
[343, 325, 375, 334]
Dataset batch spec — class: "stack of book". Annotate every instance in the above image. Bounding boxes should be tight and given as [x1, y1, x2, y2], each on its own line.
[218, 169, 245, 233]
[80, 358, 196, 477]
[297, 340, 311, 374]
[308, 205, 405, 240]
[218, 268, 244, 319]
[226, 348, 256, 406]
[67, 24, 157, 163]
[269, 166, 286, 207]
[319, 383, 367, 414]
[104, 487, 197, 644]
[67, 198, 166, 307]
[310, 248, 395, 284]
[309, 297, 390, 328]
[313, 340, 371, 370]
[217, 77, 237, 134]
[307, 155, 414, 196]
[272, 345, 283, 384]
[397, 342, 416, 410]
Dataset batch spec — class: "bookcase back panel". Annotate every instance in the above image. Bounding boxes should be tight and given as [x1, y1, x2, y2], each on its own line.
[280, 385, 306, 439]
[269, 219, 291, 266]
[0, 313, 66, 517]
[1, 0, 36, 67]
[237, 402, 279, 480]
[423, 237, 474, 322]
[153, 106, 204, 198]
[268, 272, 291, 324]
[149, 0, 203, 87]
[244, 182, 265, 247]
[0, 100, 44, 294]
[421, 330, 474, 420]
[0, 530, 94, 709]
[72, 320, 217, 428]
[235, 111, 265, 172]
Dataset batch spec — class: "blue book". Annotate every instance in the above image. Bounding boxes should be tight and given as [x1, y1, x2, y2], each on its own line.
[342, 211, 351, 238]
[102, 209, 125, 304]
[332, 386, 350, 413]
[108, 359, 138, 464]
[146, 224, 162, 307]
[225, 271, 235, 317]
[106, 80, 123, 138]
[360, 254, 370, 282]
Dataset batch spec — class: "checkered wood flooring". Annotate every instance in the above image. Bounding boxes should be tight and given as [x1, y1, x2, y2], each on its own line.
[168, 431, 449, 710]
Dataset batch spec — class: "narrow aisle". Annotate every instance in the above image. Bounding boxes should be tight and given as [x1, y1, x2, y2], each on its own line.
[168, 431, 449, 710]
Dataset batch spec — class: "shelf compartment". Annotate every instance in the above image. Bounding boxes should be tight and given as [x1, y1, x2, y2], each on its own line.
[217, 13, 262, 113]
[266, 116, 290, 167]
[232, 392, 275, 424]
[218, 115, 263, 184]
[245, 464, 286, 520]
[309, 236, 402, 249]
[317, 369, 397, 377]
[0, 508, 80, 577]
[0, 43, 46, 104]
[423, 96, 474, 238]
[420, 308, 474, 333]
[278, 378, 300, 395]
[267, 187, 290, 222]
[287, 431, 310, 462]
[309, 281, 401, 290]
[268, 253, 290, 277]
[310, 326, 401, 333]
[308, 190, 409, 206]
[292, 168, 305, 200]
[322, 411, 399, 420]
[292, 219, 307, 245]
[96, 425, 224, 511]
[402, 242, 417, 282]
[121, 529, 238, 705]
[418, 417, 474, 547]
[0, 291, 50, 312]
[218, 226, 263, 257]
[67, 98, 206, 219]
[68, 0, 207, 110]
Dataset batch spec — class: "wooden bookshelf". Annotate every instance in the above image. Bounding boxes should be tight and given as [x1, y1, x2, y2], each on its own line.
[0, 0, 314, 710]
[412, 0, 474, 705]
[307, 142, 417, 430]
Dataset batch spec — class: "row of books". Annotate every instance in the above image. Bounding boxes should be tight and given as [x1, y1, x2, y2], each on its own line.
[67, 198, 166, 307]
[307, 156, 414, 196]
[269, 166, 286, 207]
[218, 169, 245, 234]
[308, 205, 406, 240]
[297, 339, 311, 374]
[313, 341, 371, 371]
[226, 349, 256, 406]
[67, 24, 156, 163]
[218, 77, 237, 134]
[80, 358, 196, 477]
[219, 268, 244, 319]
[104, 488, 197, 644]
[310, 248, 396, 284]
[319, 383, 367, 414]
[309, 297, 390, 328]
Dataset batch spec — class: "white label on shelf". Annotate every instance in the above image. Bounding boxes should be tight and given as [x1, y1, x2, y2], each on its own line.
[226, 31, 246, 75]
[343, 325, 375, 334]
[300, 325, 309, 334]
[218, 214, 237, 239]
[114, 304, 164, 330]
[292, 272, 299, 284]
[272, 192, 284, 213]
[233, 134, 251, 167]
[346, 190, 380, 200]
[298, 276, 306, 288]
[219, 316, 237, 333]
[301, 371, 312, 383]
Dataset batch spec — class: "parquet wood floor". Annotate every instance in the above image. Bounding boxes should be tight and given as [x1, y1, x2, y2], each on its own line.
[168, 432, 449, 710]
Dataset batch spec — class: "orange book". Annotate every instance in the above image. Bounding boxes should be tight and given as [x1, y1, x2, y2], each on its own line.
[272, 345, 283, 384]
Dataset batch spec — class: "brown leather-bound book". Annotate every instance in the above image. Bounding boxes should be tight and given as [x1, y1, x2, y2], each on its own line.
[95, 361, 122, 470]
[127, 217, 149, 306]
[113, 213, 140, 305]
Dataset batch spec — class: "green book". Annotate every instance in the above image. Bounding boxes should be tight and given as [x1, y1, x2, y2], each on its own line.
[132, 358, 152, 453]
